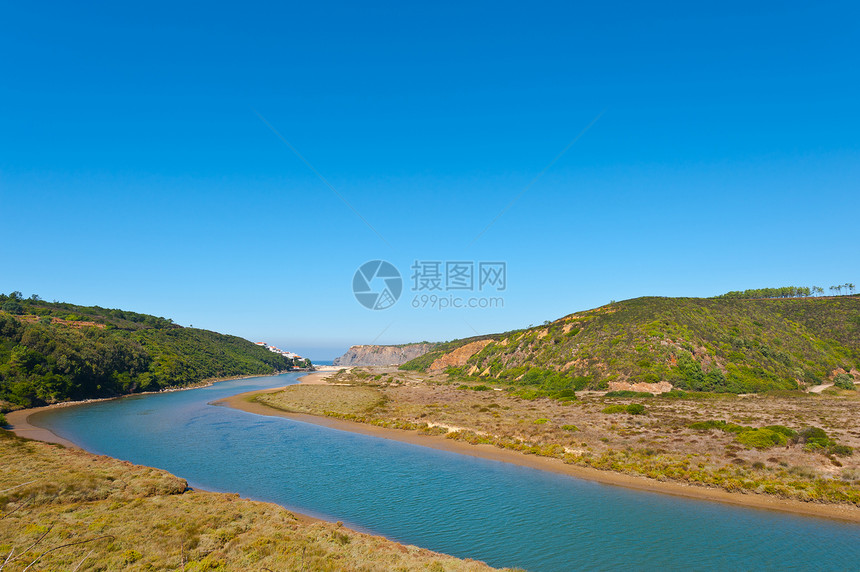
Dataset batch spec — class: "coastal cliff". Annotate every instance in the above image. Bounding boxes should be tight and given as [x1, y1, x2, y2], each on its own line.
[333, 343, 435, 366]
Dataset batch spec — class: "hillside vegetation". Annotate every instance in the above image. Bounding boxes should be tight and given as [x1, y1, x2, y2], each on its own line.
[0, 292, 310, 409]
[402, 296, 860, 395]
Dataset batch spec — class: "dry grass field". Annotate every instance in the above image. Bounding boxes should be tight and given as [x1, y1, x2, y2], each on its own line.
[256, 384, 386, 417]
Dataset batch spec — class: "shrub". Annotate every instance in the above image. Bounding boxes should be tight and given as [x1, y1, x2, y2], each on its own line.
[605, 390, 653, 398]
[472, 385, 492, 391]
[554, 389, 578, 402]
[0, 412, 6, 426]
[601, 403, 645, 415]
[561, 424, 579, 432]
[833, 373, 856, 390]
[660, 390, 689, 399]
[514, 389, 543, 400]
[829, 444, 854, 457]
[602, 404, 628, 414]
[123, 550, 142, 564]
[533, 418, 548, 424]
[799, 427, 832, 448]
[735, 428, 787, 449]
[763, 425, 798, 439]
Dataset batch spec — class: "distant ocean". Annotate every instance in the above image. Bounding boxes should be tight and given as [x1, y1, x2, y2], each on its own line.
[312, 359, 335, 366]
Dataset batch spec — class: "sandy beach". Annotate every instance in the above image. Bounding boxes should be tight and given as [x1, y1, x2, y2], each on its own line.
[297, 366, 346, 384]
[218, 384, 860, 524]
[6, 406, 81, 448]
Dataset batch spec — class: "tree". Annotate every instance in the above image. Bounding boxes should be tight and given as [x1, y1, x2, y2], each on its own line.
[2, 298, 24, 314]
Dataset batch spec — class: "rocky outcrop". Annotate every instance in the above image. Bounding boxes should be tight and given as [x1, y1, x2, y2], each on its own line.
[333, 343, 435, 366]
[429, 340, 493, 371]
[607, 380, 674, 394]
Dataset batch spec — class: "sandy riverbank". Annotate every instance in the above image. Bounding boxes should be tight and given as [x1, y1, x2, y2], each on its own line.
[298, 367, 345, 384]
[218, 385, 860, 524]
[6, 406, 81, 448]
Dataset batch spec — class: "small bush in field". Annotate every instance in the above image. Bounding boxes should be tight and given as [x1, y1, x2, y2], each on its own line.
[602, 404, 627, 414]
[833, 373, 855, 390]
[626, 403, 646, 415]
[602, 403, 645, 415]
[736, 428, 787, 449]
[829, 444, 854, 457]
[605, 390, 653, 398]
[763, 425, 797, 439]
[799, 427, 832, 448]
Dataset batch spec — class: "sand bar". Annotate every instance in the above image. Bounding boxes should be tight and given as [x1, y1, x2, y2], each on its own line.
[218, 386, 860, 524]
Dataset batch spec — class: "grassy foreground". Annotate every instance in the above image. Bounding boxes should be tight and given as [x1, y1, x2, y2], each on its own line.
[257, 368, 860, 508]
[0, 429, 499, 571]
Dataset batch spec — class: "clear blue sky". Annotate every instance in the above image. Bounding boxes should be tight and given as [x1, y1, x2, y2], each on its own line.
[2, 2, 858, 360]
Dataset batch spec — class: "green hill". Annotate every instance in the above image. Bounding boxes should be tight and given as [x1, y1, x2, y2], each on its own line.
[402, 296, 860, 395]
[0, 292, 310, 409]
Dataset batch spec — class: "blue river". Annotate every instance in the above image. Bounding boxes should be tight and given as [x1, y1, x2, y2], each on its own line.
[31, 373, 860, 571]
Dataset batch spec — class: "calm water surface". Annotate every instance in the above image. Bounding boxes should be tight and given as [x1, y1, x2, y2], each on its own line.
[33, 373, 860, 571]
